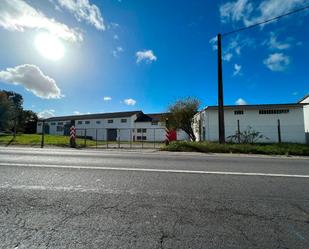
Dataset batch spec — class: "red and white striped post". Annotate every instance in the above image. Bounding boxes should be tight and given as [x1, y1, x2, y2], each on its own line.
[70, 125, 76, 148]
[165, 118, 170, 146]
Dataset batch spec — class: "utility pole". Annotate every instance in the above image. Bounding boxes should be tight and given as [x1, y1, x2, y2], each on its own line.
[41, 120, 45, 148]
[217, 33, 225, 144]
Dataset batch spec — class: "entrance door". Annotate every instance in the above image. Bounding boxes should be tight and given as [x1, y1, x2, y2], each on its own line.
[44, 124, 50, 134]
[107, 129, 117, 141]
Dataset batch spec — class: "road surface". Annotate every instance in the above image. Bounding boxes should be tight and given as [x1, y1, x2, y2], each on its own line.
[0, 147, 308, 249]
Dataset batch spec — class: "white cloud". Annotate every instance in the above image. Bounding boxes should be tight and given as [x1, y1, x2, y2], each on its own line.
[220, 0, 253, 24]
[209, 36, 218, 50]
[123, 98, 136, 106]
[218, 35, 254, 62]
[223, 53, 233, 61]
[263, 53, 290, 72]
[267, 32, 291, 50]
[220, 0, 307, 27]
[0, 64, 62, 99]
[235, 98, 247, 105]
[112, 46, 123, 57]
[103, 96, 112, 101]
[56, 0, 105, 30]
[233, 64, 242, 76]
[0, 0, 82, 42]
[38, 109, 56, 119]
[136, 50, 157, 64]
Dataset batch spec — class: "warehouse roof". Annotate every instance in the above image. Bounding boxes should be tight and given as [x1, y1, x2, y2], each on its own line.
[204, 103, 306, 111]
[298, 93, 309, 103]
[41, 111, 143, 121]
[134, 113, 168, 122]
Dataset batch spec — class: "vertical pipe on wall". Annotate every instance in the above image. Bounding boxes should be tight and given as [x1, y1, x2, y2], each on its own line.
[277, 119, 282, 143]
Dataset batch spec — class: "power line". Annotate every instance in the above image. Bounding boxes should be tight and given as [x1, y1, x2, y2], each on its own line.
[222, 4, 309, 37]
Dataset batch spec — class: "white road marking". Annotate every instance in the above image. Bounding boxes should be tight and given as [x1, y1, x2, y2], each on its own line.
[0, 162, 308, 178]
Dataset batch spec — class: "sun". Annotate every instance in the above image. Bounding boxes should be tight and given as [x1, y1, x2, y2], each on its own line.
[35, 33, 65, 61]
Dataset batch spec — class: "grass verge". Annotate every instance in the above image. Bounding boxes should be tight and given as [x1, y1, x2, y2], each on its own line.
[0, 134, 164, 148]
[0, 134, 96, 147]
[162, 141, 309, 156]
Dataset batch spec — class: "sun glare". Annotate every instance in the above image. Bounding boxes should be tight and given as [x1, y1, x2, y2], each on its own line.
[35, 33, 65, 61]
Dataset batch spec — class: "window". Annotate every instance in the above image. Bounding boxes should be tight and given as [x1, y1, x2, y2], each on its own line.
[77, 121, 83, 125]
[142, 128, 147, 133]
[108, 119, 113, 123]
[137, 128, 141, 133]
[51, 122, 56, 126]
[137, 128, 147, 133]
[121, 119, 127, 123]
[259, 109, 289, 115]
[56, 126, 63, 132]
[58, 122, 63, 125]
[96, 121, 101, 124]
[136, 136, 147, 141]
[234, 110, 244, 115]
[85, 121, 90, 124]
[151, 121, 158, 125]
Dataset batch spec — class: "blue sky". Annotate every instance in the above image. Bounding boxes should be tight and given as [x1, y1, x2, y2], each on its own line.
[0, 0, 308, 118]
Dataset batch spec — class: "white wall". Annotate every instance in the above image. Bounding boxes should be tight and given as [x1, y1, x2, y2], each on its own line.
[133, 122, 189, 141]
[201, 106, 306, 144]
[300, 96, 309, 143]
[75, 117, 135, 141]
[36, 115, 190, 142]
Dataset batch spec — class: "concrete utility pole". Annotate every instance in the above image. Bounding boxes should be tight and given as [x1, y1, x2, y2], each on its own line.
[217, 33, 225, 144]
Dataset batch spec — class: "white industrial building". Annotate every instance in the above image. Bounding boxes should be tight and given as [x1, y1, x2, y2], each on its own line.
[37, 111, 188, 142]
[193, 95, 309, 144]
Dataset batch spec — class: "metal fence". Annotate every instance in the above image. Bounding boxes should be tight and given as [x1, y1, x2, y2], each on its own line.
[74, 128, 167, 149]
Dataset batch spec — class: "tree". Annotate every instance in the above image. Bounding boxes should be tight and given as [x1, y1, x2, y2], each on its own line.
[2, 90, 24, 133]
[0, 92, 14, 131]
[227, 126, 269, 144]
[164, 97, 200, 141]
[20, 110, 38, 134]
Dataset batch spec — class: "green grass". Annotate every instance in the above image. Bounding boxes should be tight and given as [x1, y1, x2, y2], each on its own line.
[0, 134, 96, 147]
[0, 134, 165, 148]
[162, 141, 309, 156]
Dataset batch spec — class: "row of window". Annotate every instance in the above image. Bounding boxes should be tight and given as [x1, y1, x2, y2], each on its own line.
[136, 136, 147, 141]
[77, 119, 127, 125]
[234, 109, 290, 115]
[136, 128, 147, 133]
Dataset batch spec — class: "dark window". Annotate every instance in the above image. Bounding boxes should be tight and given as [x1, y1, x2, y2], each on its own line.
[234, 110, 244, 115]
[136, 136, 147, 141]
[259, 109, 290, 115]
[58, 122, 63, 125]
[85, 121, 90, 124]
[56, 126, 63, 132]
[77, 121, 82, 125]
[151, 121, 158, 125]
[137, 129, 146, 133]
[51, 122, 56, 125]
[108, 120, 113, 123]
[96, 121, 101, 124]
[121, 119, 127, 123]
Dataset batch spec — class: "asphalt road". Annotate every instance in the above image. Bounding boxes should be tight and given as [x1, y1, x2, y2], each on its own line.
[0, 147, 308, 249]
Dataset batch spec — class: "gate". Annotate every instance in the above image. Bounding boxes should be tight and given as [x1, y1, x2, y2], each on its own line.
[107, 129, 117, 141]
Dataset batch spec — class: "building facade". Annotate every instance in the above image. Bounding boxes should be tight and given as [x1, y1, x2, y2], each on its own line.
[193, 99, 309, 144]
[36, 111, 189, 142]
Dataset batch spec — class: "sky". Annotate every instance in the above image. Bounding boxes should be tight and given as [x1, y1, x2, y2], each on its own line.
[0, 0, 308, 118]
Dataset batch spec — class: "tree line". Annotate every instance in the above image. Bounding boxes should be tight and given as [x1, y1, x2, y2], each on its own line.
[0, 90, 38, 134]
